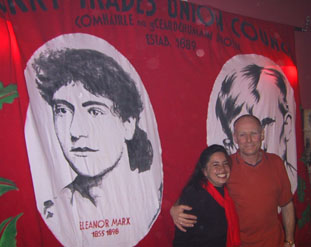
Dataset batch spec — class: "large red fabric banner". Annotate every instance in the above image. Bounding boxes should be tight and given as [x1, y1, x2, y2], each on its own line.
[0, 0, 310, 246]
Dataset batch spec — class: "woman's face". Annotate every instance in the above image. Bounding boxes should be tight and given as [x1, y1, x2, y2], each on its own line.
[203, 152, 230, 187]
[52, 81, 136, 177]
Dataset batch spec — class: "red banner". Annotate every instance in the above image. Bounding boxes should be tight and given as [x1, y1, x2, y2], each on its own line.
[0, 0, 310, 246]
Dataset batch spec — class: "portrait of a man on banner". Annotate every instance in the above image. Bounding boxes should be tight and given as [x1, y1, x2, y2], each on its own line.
[207, 54, 297, 192]
[24, 33, 163, 247]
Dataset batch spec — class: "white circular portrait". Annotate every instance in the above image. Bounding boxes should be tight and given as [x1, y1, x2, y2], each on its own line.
[24, 33, 163, 247]
[207, 54, 297, 193]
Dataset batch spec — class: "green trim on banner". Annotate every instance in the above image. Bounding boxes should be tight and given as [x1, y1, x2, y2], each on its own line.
[297, 175, 306, 202]
[298, 205, 311, 229]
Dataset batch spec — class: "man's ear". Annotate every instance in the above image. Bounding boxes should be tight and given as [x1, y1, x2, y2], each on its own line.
[124, 117, 136, 141]
[261, 128, 265, 141]
[233, 132, 237, 144]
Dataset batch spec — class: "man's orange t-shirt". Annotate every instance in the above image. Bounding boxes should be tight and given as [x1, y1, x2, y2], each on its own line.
[227, 151, 292, 247]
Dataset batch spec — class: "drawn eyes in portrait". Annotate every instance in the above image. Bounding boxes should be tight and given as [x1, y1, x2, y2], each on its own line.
[53, 103, 72, 117]
[24, 34, 163, 247]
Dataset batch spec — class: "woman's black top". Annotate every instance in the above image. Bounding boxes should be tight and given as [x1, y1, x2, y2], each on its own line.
[173, 184, 227, 247]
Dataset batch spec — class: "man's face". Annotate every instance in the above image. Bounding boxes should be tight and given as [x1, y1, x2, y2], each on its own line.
[224, 69, 290, 156]
[52, 81, 135, 177]
[233, 117, 264, 158]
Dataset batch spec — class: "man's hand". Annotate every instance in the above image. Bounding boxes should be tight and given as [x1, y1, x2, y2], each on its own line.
[283, 242, 295, 247]
[170, 204, 197, 232]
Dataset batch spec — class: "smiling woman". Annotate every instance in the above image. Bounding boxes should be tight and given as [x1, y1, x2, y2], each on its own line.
[173, 145, 240, 247]
[202, 151, 231, 187]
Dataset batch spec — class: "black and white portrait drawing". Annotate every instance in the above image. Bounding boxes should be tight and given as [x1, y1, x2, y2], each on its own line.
[207, 54, 297, 193]
[24, 33, 163, 247]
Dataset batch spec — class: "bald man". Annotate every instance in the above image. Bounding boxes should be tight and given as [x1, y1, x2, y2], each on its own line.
[171, 115, 295, 247]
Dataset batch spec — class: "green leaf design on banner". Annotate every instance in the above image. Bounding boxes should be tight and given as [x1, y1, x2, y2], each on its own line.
[0, 82, 19, 110]
[0, 218, 11, 234]
[0, 178, 18, 197]
[0, 177, 22, 247]
[297, 175, 306, 202]
[0, 213, 23, 247]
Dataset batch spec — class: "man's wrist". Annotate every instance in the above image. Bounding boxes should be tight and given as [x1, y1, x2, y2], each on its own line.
[284, 240, 295, 246]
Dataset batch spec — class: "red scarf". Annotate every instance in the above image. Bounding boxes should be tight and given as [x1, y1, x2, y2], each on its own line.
[202, 182, 241, 247]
